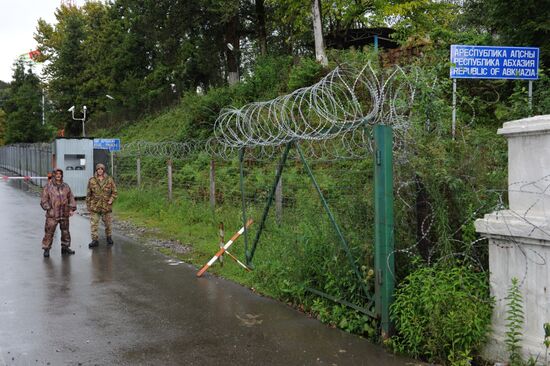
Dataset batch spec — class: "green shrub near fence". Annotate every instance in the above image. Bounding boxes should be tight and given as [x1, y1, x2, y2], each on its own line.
[388, 263, 493, 364]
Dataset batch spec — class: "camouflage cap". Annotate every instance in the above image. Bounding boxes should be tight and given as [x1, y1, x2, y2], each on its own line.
[95, 163, 106, 171]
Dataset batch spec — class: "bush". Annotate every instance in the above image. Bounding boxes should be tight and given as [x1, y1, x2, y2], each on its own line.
[389, 263, 493, 364]
[287, 57, 325, 91]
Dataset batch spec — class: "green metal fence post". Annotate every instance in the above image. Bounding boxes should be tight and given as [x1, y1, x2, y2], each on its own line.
[295, 142, 371, 298]
[248, 142, 292, 263]
[374, 124, 395, 338]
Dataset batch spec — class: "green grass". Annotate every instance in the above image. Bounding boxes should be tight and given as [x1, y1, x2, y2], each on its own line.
[114, 188, 265, 286]
[113, 183, 377, 310]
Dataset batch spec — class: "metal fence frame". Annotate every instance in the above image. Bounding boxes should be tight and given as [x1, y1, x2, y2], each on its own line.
[0, 143, 53, 188]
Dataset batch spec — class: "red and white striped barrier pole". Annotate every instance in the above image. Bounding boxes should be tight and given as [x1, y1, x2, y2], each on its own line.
[2, 176, 48, 181]
[196, 219, 253, 277]
[224, 249, 252, 272]
[219, 222, 225, 266]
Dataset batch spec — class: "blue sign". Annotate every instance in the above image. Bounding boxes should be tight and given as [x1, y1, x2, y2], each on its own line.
[450, 45, 539, 80]
[94, 138, 120, 151]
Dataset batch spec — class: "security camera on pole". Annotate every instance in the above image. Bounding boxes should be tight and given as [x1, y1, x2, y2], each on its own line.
[68, 105, 87, 137]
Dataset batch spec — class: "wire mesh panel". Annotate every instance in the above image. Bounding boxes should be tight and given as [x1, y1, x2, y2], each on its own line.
[0, 143, 52, 187]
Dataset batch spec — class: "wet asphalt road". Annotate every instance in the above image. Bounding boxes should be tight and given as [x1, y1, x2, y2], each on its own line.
[0, 178, 414, 366]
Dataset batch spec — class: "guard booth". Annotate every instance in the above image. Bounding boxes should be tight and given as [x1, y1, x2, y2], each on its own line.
[52, 137, 94, 198]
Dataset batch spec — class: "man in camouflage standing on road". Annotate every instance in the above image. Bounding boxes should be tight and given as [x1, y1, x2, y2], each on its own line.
[40, 168, 76, 257]
[86, 163, 117, 248]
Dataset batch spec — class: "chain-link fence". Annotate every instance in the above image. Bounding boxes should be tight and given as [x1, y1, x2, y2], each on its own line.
[113, 143, 381, 314]
[0, 143, 53, 188]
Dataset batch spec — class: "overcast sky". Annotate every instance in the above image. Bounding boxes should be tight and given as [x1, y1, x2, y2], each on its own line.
[0, 0, 85, 83]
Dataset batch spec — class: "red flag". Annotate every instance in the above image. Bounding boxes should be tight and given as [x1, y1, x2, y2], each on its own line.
[28, 50, 41, 61]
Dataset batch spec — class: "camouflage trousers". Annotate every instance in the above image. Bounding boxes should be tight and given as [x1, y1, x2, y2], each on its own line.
[90, 212, 113, 241]
[42, 217, 71, 249]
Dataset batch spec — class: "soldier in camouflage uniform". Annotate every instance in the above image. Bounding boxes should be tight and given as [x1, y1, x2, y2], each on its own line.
[40, 168, 76, 257]
[87, 163, 117, 248]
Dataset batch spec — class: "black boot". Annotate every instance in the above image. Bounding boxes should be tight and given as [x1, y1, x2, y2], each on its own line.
[88, 240, 99, 248]
[61, 246, 75, 255]
[106, 236, 114, 246]
[43, 248, 50, 258]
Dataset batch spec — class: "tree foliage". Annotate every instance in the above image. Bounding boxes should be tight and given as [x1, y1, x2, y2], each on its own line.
[36, 4, 87, 134]
[27, 0, 550, 137]
[0, 109, 6, 145]
[3, 60, 52, 143]
[380, 0, 461, 43]
[464, 0, 550, 66]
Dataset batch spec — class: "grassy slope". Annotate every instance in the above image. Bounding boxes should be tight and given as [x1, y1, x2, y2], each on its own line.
[105, 103, 191, 142]
[102, 97, 286, 292]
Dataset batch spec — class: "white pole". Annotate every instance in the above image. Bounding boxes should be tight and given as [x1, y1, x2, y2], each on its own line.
[452, 79, 457, 139]
[42, 88, 45, 125]
[209, 159, 216, 210]
[167, 159, 173, 202]
[275, 169, 283, 224]
[82, 106, 87, 137]
[136, 157, 141, 188]
[528, 80, 533, 117]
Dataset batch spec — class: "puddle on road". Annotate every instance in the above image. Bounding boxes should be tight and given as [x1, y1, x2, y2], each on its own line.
[235, 313, 263, 327]
[165, 259, 184, 266]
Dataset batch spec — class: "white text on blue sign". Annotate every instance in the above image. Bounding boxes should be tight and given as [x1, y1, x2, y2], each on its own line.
[93, 138, 120, 151]
[450, 45, 539, 80]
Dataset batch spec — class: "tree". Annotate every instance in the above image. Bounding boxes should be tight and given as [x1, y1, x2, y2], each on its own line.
[225, 10, 240, 85]
[36, 3, 87, 135]
[464, 0, 550, 66]
[0, 109, 6, 145]
[255, 0, 268, 55]
[4, 60, 51, 143]
[0, 80, 9, 111]
[311, 0, 328, 65]
[0, 81, 8, 144]
[379, 0, 461, 44]
[265, 0, 378, 58]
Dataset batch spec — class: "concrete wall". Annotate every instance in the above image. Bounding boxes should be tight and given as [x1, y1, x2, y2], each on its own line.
[475, 115, 550, 362]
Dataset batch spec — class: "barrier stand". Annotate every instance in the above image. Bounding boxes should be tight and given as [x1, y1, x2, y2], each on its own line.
[219, 222, 225, 266]
[223, 250, 251, 272]
[196, 219, 253, 277]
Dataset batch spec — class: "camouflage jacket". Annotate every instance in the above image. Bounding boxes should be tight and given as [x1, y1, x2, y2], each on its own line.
[40, 181, 76, 218]
[86, 175, 117, 213]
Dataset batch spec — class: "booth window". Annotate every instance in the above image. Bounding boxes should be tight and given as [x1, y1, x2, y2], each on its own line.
[64, 154, 86, 171]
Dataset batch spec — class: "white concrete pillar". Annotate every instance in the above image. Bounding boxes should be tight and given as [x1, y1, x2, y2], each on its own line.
[475, 115, 550, 362]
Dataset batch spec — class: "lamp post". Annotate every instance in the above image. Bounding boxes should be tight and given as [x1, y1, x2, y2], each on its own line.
[105, 94, 115, 126]
[68, 105, 87, 137]
[104, 94, 117, 176]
